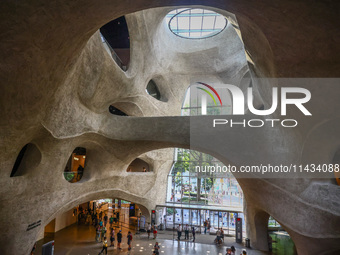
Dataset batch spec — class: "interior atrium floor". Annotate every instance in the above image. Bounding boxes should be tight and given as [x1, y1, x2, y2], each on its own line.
[34, 222, 295, 255]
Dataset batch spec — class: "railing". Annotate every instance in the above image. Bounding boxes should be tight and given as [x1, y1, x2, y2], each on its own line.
[100, 33, 127, 71]
[63, 171, 83, 183]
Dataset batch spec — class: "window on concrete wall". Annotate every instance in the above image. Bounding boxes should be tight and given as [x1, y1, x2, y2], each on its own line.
[100, 16, 130, 71]
[64, 147, 86, 183]
[109, 105, 128, 116]
[146, 79, 162, 101]
[126, 158, 152, 172]
[166, 148, 243, 207]
[10, 143, 41, 177]
[166, 8, 227, 39]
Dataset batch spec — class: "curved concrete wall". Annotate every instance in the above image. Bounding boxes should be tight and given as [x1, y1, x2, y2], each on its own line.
[0, 1, 339, 254]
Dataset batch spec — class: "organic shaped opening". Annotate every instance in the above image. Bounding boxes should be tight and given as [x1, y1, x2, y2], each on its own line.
[100, 16, 130, 71]
[126, 158, 152, 172]
[268, 216, 297, 254]
[166, 8, 227, 39]
[64, 147, 87, 183]
[10, 143, 41, 177]
[146, 79, 162, 101]
[109, 105, 128, 116]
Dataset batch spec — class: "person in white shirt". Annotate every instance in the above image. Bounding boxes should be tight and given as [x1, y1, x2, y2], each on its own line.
[147, 223, 151, 239]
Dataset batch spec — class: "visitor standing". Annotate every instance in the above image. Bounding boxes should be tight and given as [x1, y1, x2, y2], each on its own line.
[204, 220, 208, 234]
[110, 228, 115, 247]
[101, 225, 106, 242]
[147, 223, 151, 239]
[176, 224, 182, 240]
[153, 225, 158, 239]
[192, 227, 196, 242]
[127, 231, 133, 251]
[184, 224, 189, 240]
[104, 214, 108, 226]
[109, 214, 114, 227]
[96, 225, 101, 242]
[117, 230, 122, 250]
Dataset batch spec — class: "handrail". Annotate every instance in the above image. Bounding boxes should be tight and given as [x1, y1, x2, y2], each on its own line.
[100, 33, 127, 71]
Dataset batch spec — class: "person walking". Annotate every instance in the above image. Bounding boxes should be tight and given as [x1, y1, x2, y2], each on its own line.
[204, 220, 207, 234]
[104, 214, 108, 226]
[184, 224, 189, 240]
[207, 218, 211, 233]
[153, 225, 158, 239]
[147, 223, 151, 239]
[176, 224, 182, 240]
[153, 242, 160, 255]
[109, 214, 114, 227]
[110, 228, 115, 247]
[127, 231, 133, 251]
[192, 227, 196, 242]
[98, 237, 108, 255]
[101, 225, 107, 242]
[117, 230, 122, 250]
[96, 225, 101, 242]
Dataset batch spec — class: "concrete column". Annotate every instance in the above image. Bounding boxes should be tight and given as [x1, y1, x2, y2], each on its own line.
[244, 203, 269, 251]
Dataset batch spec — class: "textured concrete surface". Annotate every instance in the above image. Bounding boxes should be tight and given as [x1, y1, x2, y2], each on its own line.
[0, 1, 340, 255]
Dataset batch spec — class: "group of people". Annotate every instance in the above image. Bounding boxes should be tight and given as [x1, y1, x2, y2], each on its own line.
[176, 224, 196, 242]
[225, 246, 247, 255]
[203, 218, 211, 234]
[98, 230, 133, 254]
[146, 223, 158, 239]
[215, 227, 225, 245]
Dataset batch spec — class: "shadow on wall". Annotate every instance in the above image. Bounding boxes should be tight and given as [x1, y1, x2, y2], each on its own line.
[127, 158, 151, 172]
[10, 143, 41, 177]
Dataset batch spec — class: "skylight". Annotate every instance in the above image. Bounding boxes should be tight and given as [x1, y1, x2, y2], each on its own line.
[166, 8, 227, 39]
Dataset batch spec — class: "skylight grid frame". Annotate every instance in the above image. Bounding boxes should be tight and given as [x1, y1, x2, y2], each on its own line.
[167, 8, 227, 39]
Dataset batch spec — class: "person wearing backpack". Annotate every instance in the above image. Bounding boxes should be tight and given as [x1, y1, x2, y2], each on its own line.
[98, 237, 108, 255]
[127, 231, 133, 251]
[153, 242, 160, 255]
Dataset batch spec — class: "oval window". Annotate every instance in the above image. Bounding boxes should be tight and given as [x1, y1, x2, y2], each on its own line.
[167, 8, 227, 39]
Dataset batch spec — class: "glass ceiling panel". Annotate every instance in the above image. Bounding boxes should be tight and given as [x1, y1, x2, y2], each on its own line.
[166, 8, 227, 39]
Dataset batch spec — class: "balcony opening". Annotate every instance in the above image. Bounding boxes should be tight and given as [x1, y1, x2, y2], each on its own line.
[146, 79, 163, 101]
[64, 147, 87, 183]
[100, 16, 130, 71]
[127, 158, 152, 172]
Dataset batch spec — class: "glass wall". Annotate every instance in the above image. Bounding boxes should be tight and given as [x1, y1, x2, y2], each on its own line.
[157, 206, 246, 237]
[166, 148, 243, 207]
[268, 216, 281, 228]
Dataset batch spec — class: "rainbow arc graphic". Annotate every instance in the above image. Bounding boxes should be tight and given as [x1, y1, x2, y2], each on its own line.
[196, 82, 223, 115]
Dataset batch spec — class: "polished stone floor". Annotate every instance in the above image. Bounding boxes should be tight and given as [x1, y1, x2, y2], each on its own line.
[35, 223, 265, 255]
[34, 207, 296, 255]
